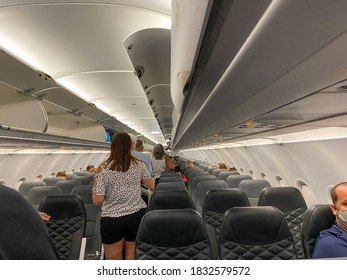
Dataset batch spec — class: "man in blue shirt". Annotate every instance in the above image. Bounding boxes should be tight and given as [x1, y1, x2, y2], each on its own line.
[312, 182, 347, 258]
[129, 134, 154, 178]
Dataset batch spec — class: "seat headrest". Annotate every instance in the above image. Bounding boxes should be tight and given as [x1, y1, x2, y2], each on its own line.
[221, 206, 292, 244]
[55, 180, 80, 187]
[218, 171, 240, 180]
[38, 195, 86, 220]
[258, 187, 307, 211]
[203, 189, 250, 213]
[27, 186, 62, 205]
[155, 181, 186, 192]
[226, 175, 252, 188]
[238, 180, 271, 197]
[302, 204, 335, 239]
[196, 180, 229, 193]
[148, 190, 195, 210]
[71, 185, 93, 203]
[137, 209, 208, 247]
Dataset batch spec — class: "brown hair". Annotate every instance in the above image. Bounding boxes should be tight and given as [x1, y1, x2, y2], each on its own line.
[56, 171, 66, 178]
[106, 132, 138, 172]
[331, 182, 347, 204]
[217, 162, 227, 169]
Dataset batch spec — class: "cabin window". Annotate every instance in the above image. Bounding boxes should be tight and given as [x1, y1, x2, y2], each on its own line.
[35, 174, 43, 181]
[296, 179, 318, 207]
[15, 177, 27, 190]
[0, 180, 7, 186]
[260, 172, 266, 180]
[325, 185, 334, 203]
[50, 172, 56, 177]
[249, 169, 254, 178]
[275, 174, 287, 187]
[239, 168, 244, 174]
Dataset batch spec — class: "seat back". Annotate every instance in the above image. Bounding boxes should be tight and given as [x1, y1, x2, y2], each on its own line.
[218, 171, 240, 181]
[187, 171, 209, 183]
[71, 185, 101, 237]
[66, 173, 77, 180]
[238, 179, 271, 206]
[135, 209, 211, 259]
[219, 206, 296, 259]
[38, 195, 86, 260]
[300, 204, 335, 259]
[43, 177, 63, 186]
[27, 186, 62, 209]
[160, 172, 181, 177]
[55, 180, 81, 194]
[157, 176, 183, 183]
[189, 175, 218, 195]
[194, 180, 229, 214]
[147, 190, 195, 211]
[73, 171, 88, 176]
[258, 186, 308, 258]
[75, 175, 94, 185]
[155, 181, 187, 192]
[203, 189, 250, 238]
[211, 169, 226, 178]
[18, 181, 47, 197]
[84, 211, 102, 260]
[0, 185, 60, 260]
[226, 175, 252, 188]
[202, 188, 250, 259]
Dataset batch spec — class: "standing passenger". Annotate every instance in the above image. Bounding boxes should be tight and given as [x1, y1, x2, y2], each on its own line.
[92, 132, 154, 260]
[129, 134, 154, 178]
[150, 143, 175, 185]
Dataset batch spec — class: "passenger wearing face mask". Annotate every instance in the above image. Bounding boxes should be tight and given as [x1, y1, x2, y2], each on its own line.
[312, 182, 347, 258]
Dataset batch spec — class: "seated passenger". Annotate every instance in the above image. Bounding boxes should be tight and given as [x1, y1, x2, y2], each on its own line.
[174, 166, 187, 185]
[216, 162, 228, 169]
[86, 165, 95, 174]
[185, 161, 194, 168]
[56, 171, 67, 180]
[312, 182, 347, 258]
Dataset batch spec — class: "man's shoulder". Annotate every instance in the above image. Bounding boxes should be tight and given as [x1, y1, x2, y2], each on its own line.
[133, 150, 150, 160]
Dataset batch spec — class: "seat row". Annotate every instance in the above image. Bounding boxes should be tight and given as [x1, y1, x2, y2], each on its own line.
[17, 180, 101, 260]
[146, 165, 326, 260]
[135, 203, 335, 260]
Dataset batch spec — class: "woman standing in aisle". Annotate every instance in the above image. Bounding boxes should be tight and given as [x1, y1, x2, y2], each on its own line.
[92, 132, 154, 260]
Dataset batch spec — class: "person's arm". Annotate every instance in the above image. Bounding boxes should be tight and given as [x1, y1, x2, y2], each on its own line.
[38, 211, 51, 221]
[92, 193, 105, 206]
[92, 162, 106, 206]
[142, 177, 155, 190]
[165, 156, 175, 171]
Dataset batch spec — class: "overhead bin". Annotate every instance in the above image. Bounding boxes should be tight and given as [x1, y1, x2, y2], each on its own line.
[124, 28, 173, 142]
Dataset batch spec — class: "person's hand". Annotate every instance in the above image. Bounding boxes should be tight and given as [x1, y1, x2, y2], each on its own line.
[38, 211, 51, 221]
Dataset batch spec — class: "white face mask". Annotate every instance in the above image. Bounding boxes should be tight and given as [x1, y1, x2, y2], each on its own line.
[336, 208, 347, 226]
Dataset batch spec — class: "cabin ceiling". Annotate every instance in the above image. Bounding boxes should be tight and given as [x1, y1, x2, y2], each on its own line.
[173, 0, 347, 150]
[1, 0, 347, 152]
[0, 0, 171, 146]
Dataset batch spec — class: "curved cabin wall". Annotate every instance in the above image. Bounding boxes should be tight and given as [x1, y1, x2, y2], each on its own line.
[180, 137, 347, 206]
[0, 152, 108, 189]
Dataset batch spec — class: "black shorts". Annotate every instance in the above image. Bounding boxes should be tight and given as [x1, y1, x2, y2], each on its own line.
[100, 208, 146, 244]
